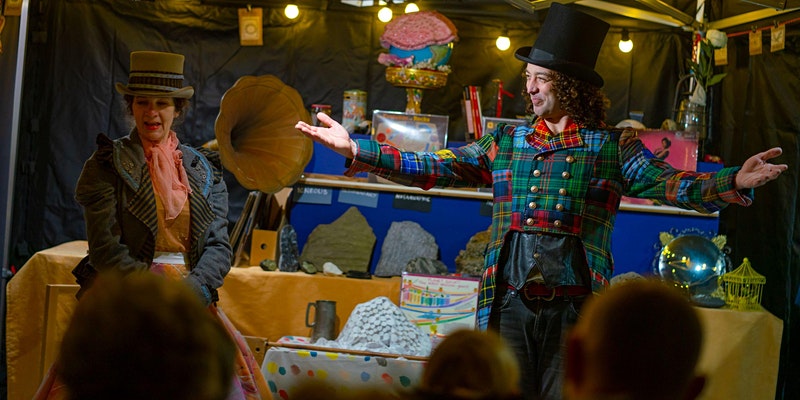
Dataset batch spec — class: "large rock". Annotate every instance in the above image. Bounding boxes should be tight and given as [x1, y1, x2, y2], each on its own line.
[404, 257, 449, 275]
[299, 207, 375, 273]
[374, 221, 438, 277]
[335, 296, 431, 357]
[277, 224, 300, 272]
[455, 227, 491, 277]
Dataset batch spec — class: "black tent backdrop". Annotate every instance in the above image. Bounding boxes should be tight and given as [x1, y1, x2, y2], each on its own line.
[5, 1, 799, 398]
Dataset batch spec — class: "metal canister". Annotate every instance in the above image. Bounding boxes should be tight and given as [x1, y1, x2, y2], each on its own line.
[310, 104, 332, 126]
[342, 89, 367, 133]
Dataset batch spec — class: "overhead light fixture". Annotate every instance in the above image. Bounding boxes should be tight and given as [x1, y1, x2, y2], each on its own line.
[284, 4, 299, 19]
[341, 0, 407, 7]
[341, 0, 376, 5]
[404, 2, 419, 13]
[378, 6, 393, 22]
[496, 33, 510, 51]
[619, 29, 633, 53]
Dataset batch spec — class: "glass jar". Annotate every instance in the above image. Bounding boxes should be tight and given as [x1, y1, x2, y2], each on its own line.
[311, 104, 332, 127]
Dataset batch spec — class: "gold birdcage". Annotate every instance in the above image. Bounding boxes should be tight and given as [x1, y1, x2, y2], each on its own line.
[721, 258, 766, 311]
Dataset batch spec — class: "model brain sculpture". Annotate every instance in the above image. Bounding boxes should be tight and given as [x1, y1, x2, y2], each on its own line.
[378, 10, 458, 71]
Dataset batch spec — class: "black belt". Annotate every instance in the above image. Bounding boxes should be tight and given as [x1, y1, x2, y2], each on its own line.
[511, 283, 591, 301]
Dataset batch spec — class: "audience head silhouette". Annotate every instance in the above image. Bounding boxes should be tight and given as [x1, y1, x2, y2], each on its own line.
[57, 271, 236, 400]
[564, 279, 705, 400]
[291, 380, 400, 400]
[415, 328, 521, 400]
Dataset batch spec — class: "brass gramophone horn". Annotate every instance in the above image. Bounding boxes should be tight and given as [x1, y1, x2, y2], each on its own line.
[214, 75, 313, 194]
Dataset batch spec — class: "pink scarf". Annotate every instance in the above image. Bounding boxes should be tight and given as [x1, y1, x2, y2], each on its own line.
[143, 131, 191, 220]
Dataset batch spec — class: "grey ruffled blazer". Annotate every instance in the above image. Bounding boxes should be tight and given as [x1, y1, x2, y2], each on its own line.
[74, 130, 232, 305]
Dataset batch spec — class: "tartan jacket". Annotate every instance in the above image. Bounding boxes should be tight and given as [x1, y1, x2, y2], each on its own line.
[74, 130, 232, 305]
[346, 121, 752, 329]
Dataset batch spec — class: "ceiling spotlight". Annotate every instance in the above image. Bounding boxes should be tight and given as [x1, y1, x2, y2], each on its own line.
[619, 28, 633, 53]
[405, 2, 419, 13]
[496, 35, 510, 51]
[284, 4, 299, 19]
[378, 6, 393, 22]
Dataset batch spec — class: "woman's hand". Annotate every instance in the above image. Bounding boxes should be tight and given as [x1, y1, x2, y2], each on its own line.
[735, 147, 788, 190]
[295, 112, 357, 159]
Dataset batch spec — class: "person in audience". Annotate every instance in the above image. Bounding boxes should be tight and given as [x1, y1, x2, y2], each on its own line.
[52, 272, 236, 400]
[409, 329, 522, 400]
[35, 50, 269, 399]
[295, 3, 786, 398]
[291, 380, 400, 400]
[563, 279, 706, 400]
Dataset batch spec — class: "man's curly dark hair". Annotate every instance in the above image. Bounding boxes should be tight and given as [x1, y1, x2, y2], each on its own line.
[523, 71, 610, 128]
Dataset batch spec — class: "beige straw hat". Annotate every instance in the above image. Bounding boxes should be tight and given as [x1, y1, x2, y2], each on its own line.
[115, 51, 194, 98]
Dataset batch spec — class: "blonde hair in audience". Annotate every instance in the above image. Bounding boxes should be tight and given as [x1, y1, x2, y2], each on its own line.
[419, 328, 521, 399]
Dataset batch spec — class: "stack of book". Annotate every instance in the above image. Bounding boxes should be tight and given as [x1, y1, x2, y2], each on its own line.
[462, 85, 483, 140]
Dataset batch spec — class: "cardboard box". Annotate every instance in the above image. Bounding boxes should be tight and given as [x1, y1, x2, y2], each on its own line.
[234, 188, 290, 266]
[250, 228, 279, 265]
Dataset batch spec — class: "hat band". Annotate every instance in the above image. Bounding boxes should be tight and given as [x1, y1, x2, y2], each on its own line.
[128, 71, 185, 92]
[127, 83, 183, 93]
[130, 71, 184, 80]
[530, 48, 556, 62]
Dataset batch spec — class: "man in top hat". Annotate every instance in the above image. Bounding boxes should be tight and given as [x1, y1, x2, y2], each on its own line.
[295, 3, 786, 399]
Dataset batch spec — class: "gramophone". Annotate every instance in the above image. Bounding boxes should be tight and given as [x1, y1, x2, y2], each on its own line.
[211, 75, 314, 266]
[214, 75, 313, 194]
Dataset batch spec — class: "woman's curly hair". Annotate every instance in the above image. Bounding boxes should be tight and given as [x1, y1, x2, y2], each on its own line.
[523, 71, 609, 128]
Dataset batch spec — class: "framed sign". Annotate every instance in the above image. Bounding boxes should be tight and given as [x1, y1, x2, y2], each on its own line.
[481, 116, 528, 136]
[371, 110, 448, 152]
[4, 0, 23, 16]
[621, 129, 699, 207]
[400, 273, 480, 337]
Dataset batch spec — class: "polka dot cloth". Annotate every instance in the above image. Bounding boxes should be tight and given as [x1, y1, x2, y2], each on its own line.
[261, 297, 432, 398]
[262, 341, 424, 399]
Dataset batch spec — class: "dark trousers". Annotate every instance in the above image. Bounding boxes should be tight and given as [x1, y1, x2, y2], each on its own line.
[489, 285, 589, 400]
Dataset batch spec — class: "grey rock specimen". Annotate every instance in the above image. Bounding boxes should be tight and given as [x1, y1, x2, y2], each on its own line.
[259, 259, 278, 271]
[299, 207, 376, 273]
[300, 261, 317, 274]
[455, 227, 491, 277]
[404, 257, 449, 275]
[278, 224, 300, 272]
[374, 221, 438, 277]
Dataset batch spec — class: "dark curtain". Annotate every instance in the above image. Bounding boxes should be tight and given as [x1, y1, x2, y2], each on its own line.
[9, 0, 541, 263]
[7, 0, 799, 399]
[715, 27, 800, 400]
[9, 0, 688, 264]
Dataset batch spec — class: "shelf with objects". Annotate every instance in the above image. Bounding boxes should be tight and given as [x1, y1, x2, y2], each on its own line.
[289, 136, 722, 279]
[286, 8, 721, 280]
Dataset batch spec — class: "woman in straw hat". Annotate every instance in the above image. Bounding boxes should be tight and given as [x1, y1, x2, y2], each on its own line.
[35, 51, 270, 400]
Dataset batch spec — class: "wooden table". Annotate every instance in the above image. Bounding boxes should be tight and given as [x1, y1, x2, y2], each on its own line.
[5, 241, 783, 400]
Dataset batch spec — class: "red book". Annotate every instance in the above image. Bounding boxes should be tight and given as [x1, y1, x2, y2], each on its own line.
[462, 86, 474, 137]
[469, 86, 483, 138]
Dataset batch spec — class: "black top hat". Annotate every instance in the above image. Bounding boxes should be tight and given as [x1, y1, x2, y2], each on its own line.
[515, 3, 610, 87]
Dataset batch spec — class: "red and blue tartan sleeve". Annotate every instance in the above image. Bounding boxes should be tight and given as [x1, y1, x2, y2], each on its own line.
[619, 130, 753, 213]
[345, 135, 495, 190]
